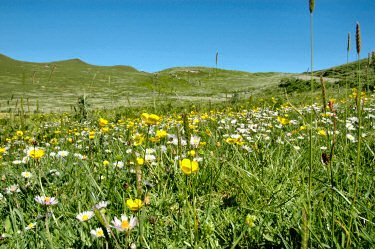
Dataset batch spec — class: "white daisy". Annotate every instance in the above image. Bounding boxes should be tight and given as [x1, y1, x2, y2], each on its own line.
[111, 215, 138, 233]
[6, 184, 20, 194]
[190, 136, 201, 148]
[346, 134, 356, 142]
[76, 211, 95, 222]
[90, 228, 105, 238]
[57, 151, 69, 157]
[21, 172, 32, 178]
[25, 223, 36, 230]
[92, 201, 108, 211]
[113, 161, 124, 168]
[145, 154, 156, 162]
[34, 196, 58, 206]
[74, 153, 84, 159]
[145, 148, 155, 154]
[12, 160, 22, 165]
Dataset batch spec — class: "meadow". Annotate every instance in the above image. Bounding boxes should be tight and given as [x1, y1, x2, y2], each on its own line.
[1, 1, 375, 249]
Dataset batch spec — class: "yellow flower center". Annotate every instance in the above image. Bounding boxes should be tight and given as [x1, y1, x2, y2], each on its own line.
[121, 220, 130, 229]
[28, 223, 34, 228]
[25, 173, 30, 176]
[97, 230, 104, 236]
[82, 215, 89, 221]
[44, 197, 50, 202]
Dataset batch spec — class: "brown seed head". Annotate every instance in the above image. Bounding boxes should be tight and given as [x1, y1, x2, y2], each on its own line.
[356, 22, 361, 55]
[309, 0, 315, 14]
[149, 216, 157, 225]
[321, 153, 330, 165]
[347, 32, 351, 52]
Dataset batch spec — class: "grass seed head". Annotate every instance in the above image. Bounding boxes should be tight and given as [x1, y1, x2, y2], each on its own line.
[347, 32, 351, 52]
[356, 22, 361, 55]
[309, 0, 315, 14]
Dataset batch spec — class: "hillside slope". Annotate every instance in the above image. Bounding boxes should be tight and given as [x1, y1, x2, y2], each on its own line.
[0, 54, 289, 111]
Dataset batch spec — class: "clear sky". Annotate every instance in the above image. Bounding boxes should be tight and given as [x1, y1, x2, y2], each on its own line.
[0, 0, 374, 73]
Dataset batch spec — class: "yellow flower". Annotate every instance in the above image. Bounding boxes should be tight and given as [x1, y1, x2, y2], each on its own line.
[103, 160, 110, 166]
[99, 118, 109, 127]
[188, 150, 196, 157]
[149, 137, 161, 142]
[156, 130, 168, 138]
[225, 136, 243, 145]
[318, 130, 327, 136]
[126, 199, 144, 211]
[277, 116, 290, 125]
[101, 127, 109, 133]
[141, 113, 161, 125]
[0, 148, 6, 154]
[17, 131, 23, 137]
[137, 158, 144, 165]
[89, 135, 95, 140]
[225, 138, 236, 145]
[179, 159, 199, 175]
[134, 137, 144, 146]
[29, 149, 45, 159]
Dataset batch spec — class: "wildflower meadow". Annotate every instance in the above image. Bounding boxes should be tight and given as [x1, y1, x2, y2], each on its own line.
[1, 0, 375, 248]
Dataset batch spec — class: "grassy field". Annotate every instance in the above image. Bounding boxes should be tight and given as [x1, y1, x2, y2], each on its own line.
[0, 53, 294, 112]
[1, 88, 375, 248]
[1, 2, 375, 247]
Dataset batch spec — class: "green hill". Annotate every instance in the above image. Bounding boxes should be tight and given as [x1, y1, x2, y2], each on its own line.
[313, 56, 375, 86]
[0, 54, 290, 112]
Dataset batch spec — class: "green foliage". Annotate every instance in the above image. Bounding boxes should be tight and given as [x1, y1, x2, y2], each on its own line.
[279, 77, 318, 93]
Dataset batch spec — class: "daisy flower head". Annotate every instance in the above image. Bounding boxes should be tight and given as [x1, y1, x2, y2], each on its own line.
[25, 223, 36, 230]
[34, 196, 58, 206]
[12, 160, 22, 165]
[145, 154, 156, 162]
[76, 211, 95, 222]
[92, 201, 108, 211]
[21, 171, 32, 178]
[57, 151, 69, 157]
[90, 228, 105, 238]
[113, 161, 124, 168]
[6, 184, 20, 194]
[145, 148, 155, 154]
[190, 136, 201, 148]
[293, 146, 301, 151]
[111, 214, 138, 233]
[347, 134, 356, 142]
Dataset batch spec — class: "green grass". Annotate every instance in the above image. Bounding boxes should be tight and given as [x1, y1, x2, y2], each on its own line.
[0, 91, 375, 248]
[0, 53, 293, 112]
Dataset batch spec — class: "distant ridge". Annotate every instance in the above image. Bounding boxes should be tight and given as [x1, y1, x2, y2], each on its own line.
[0, 53, 139, 72]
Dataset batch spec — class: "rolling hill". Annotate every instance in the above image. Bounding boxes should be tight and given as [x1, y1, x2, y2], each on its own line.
[0, 53, 291, 112]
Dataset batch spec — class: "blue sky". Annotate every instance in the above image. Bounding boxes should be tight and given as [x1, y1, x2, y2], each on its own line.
[0, 0, 374, 73]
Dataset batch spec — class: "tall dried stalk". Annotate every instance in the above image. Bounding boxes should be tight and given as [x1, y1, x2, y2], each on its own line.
[307, 0, 315, 247]
[347, 22, 362, 249]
